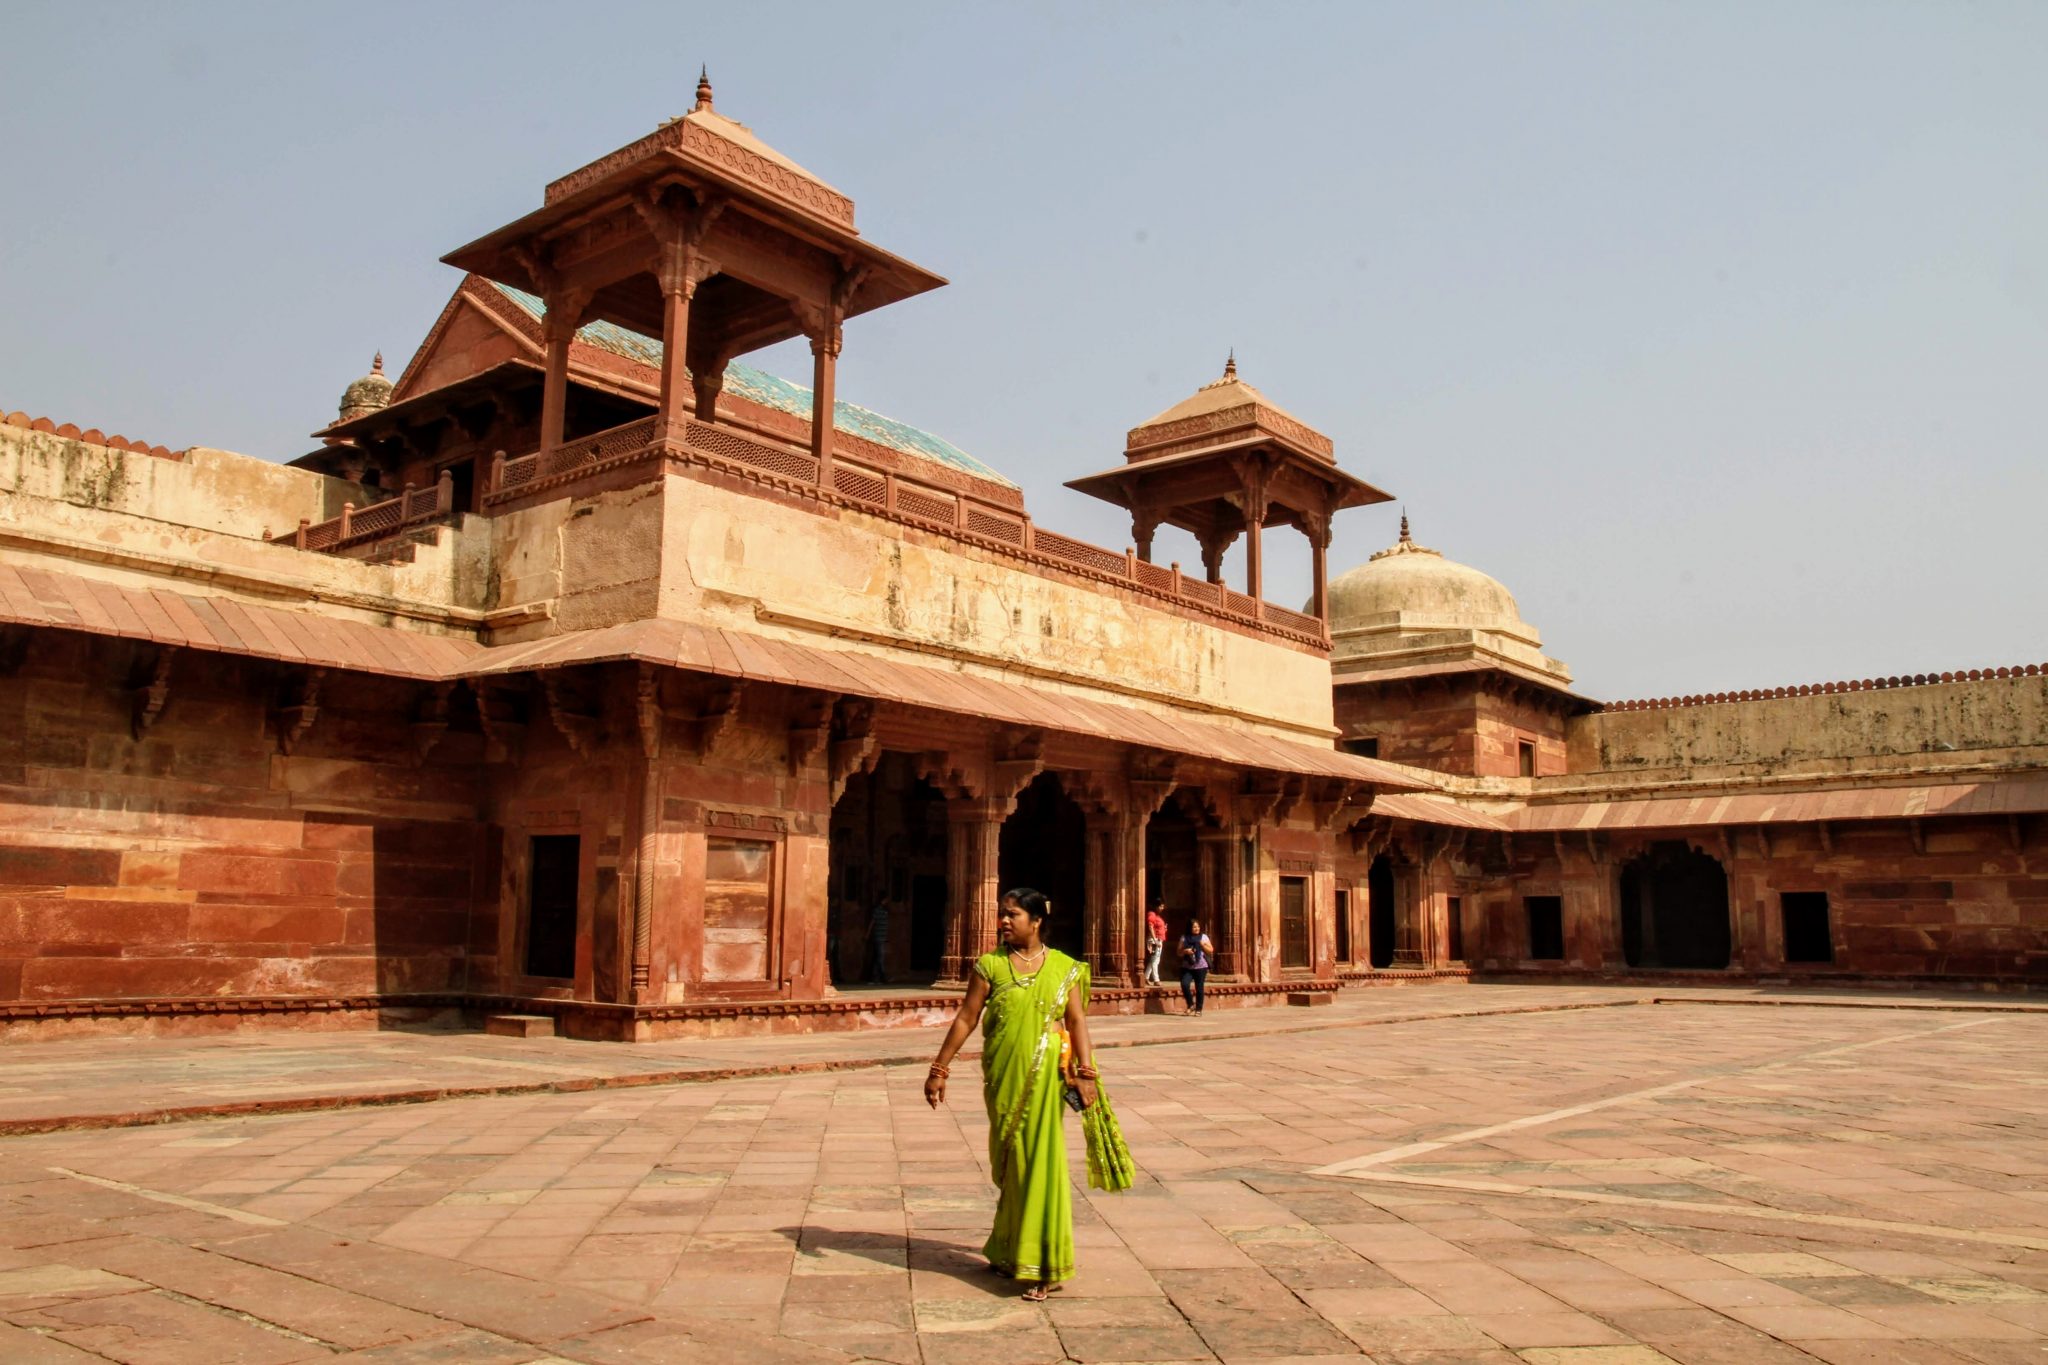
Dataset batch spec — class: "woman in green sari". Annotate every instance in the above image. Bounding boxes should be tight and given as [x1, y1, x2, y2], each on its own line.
[925, 887, 1130, 1300]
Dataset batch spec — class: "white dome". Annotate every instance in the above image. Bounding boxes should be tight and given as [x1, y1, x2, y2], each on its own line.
[1327, 516, 1526, 636]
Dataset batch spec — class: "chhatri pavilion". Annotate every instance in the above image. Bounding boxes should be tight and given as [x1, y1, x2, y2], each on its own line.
[0, 82, 2040, 1039]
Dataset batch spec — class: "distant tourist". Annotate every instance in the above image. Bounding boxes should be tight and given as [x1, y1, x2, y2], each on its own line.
[924, 887, 1133, 1300]
[864, 897, 893, 983]
[1178, 919, 1213, 1016]
[1143, 900, 1168, 985]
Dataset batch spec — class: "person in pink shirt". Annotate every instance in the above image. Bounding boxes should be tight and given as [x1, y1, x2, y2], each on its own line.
[1143, 900, 1168, 986]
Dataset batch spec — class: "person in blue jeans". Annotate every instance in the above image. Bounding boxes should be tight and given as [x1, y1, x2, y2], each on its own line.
[1177, 919, 1213, 1016]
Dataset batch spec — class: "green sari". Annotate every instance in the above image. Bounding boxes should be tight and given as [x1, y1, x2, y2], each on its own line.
[976, 947, 1087, 1284]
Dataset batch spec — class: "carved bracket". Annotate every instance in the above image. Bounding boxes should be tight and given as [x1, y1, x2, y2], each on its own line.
[636, 663, 664, 760]
[686, 680, 744, 758]
[788, 691, 837, 777]
[991, 730, 1047, 809]
[471, 678, 529, 764]
[1234, 775, 1290, 827]
[412, 681, 454, 761]
[541, 674, 601, 758]
[275, 667, 324, 756]
[1310, 779, 1373, 831]
[131, 646, 176, 739]
[829, 699, 880, 803]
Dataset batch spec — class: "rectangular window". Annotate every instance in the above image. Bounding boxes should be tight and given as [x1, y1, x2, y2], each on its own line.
[1447, 895, 1465, 962]
[1518, 741, 1537, 777]
[1781, 891, 1834, 964]
[1279, 876, 1311, 970]
[703, 837, 777, 983]
[524, 834, 580, 979]
[1525, 895, 1565, 961]
[1334, 888, 1352, 962]
[1340, 736, 1379, 759]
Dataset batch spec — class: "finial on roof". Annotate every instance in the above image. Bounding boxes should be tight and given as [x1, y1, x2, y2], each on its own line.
[371, 351, 384, 375]
[1369, 507, 1440, 562]
[1224, 349, 1237, 381]
[695, 66, 714, 112]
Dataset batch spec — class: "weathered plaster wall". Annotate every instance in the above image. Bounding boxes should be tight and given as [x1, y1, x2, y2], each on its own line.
[658, 471, 1336, 740]
[0, 426, 366, 532]
[1, 426, 492, 632]
[0, 635, 485, 1014]
[1566, 675, 2048, 783]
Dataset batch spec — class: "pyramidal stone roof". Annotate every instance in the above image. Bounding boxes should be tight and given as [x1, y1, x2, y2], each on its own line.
[492, 284, 1014, 489]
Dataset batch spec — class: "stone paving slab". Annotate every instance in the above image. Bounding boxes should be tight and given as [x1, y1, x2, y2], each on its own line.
[0, 983, 2036, 1135]
[0, 996, 2044, 1362]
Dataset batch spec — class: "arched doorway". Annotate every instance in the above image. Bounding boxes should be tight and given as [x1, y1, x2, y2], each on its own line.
[828, 752, 948, 985]
[998, 772, 1088, 960]
[1367, 854, 1397, 969]
[1620, 841, 1731, 969]
[1144, 802, 1200, 973]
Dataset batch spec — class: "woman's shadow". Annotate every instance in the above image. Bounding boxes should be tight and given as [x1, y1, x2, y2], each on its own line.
[775, 1225, 1000, 1290]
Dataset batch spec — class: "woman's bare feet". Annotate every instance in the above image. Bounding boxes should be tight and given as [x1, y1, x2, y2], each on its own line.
[1022, 1282, 1049, 1302]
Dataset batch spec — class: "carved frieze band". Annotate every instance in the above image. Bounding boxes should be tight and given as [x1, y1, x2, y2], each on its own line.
[545, 121, 855, 229]
[1126, 402, 1335, 459]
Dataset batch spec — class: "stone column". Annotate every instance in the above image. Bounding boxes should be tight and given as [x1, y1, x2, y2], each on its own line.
[810, 328, 840, 486]
[1199, 530, 1236, 585]
[942, 798, 1003, 983]
[630, 666, 662, 1004]
[1307, 513, 1332, 621]
[656, 252, 699, 436]
[1084, 813, 1133, 984]
[539, 294, 583, 455]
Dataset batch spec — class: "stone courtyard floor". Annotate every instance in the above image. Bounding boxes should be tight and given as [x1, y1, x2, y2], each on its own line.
[0, 987, 2044, 1363]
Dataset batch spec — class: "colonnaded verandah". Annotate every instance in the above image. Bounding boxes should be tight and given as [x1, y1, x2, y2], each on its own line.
[0, 76, 2042, 1044]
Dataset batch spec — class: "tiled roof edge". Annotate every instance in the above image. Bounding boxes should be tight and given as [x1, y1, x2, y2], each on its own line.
[2, 410, 184, 461]
[1602, 664, 2047, 713]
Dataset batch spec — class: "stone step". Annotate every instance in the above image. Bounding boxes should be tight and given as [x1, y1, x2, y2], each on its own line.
[483, 1013, 555, 1038]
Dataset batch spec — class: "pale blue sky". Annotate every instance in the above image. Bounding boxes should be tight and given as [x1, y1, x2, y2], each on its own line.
[4, 1, 2043, 698]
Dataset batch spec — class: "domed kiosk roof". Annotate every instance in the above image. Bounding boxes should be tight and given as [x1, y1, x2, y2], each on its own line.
[1327, 515, 1577, 693]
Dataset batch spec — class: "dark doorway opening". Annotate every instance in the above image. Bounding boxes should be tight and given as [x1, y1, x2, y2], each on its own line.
[1781, 891, 1834, 964]
[828, 753, 948, 985]
[524, 834, 579, 979]
[1367, 854, 1396, 969]
[1447, 895, 1465, 962]
[1279, 876, 1311, 970]
[1144, 805, 1201, 952]
[1334, 888, 1352, 963]
[999, 772, 1088, 960]
[1620, 842, 1732, 969]
[438, 458, 478, 515]
[1525, 895, 1564, 961]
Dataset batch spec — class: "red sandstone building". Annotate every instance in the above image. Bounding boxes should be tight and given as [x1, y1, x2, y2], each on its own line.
[1, 85, 2041, 1040]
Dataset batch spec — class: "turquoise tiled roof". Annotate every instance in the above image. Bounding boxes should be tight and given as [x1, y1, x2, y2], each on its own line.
[492, 284, 1014, 489]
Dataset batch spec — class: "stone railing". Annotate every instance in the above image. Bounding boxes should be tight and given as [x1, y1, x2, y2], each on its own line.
[271, 470, 456, 552]
[479, 415, 1330, 647]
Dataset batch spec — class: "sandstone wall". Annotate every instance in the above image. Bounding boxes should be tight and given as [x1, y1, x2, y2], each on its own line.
[0, 633, 485, 1015]
[1454, 818, 2045, 980]
[1566, 674, 2048, 783]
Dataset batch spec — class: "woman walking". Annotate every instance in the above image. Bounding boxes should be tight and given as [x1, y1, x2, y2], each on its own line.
[925, 888, 1133, 1300]
[1178, 918, 1214, 1016]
